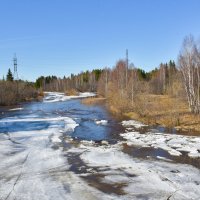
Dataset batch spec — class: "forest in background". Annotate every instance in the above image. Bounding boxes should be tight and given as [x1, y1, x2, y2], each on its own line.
[1, 35, 200, 131]
[33, 35, 200, 130]
[0, 69, 37, 106]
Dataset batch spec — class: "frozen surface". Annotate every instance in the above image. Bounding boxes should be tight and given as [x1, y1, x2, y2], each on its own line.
[78, 142, 200, 200]
[122, 120, 147, 129]
[43, 92, 96, 103]
[9, 107, 23, 111]
[1, 94, 200, 200]
[0, 116, 113, 200]
[121, 131, 200, 158]
[95, 120, 108, 125]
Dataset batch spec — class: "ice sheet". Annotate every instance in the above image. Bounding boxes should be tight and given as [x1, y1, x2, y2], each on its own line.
[0, 121, 112, 200]
[95, 120, 108, 125]
[9, 107, 23, 111]
[122, 120, 148, 129]
[78, 141, 200, 199]
[43, 92, 96, 103]
[120, 130, 200, 158]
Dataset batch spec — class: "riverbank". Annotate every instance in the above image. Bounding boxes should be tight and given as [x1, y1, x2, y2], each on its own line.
[81, 96, 106, 105]
[0, 81, 40, 106]
[82, 95, 200, 134]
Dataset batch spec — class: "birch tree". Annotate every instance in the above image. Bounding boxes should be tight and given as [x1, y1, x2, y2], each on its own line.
[178, 35, 200, 114]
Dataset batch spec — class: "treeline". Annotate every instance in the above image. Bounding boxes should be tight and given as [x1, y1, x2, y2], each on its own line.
[35, 69, 102, 92]
[97, 59, 184, 115]
[97, 35, 200, 116]
[15, 34, 200, 116]
[0, 69, 37, 106]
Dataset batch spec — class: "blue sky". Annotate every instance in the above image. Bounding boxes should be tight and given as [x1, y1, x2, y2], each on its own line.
[0, 0, 200, 81]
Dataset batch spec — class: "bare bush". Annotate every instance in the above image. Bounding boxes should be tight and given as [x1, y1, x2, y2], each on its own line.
[0, 81, 37, 106]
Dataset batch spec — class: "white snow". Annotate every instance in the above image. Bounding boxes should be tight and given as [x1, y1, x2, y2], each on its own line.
[0, 116, 114, 200]
[0, 116, 76, 123]
[1, 95, 200, 200]
[78, 142, 200, 200]
[95, 120, 108, 125]
[9, 107, 23, 111]
[120, 130, 200, 158]
[43, 92, 96, 103]
[122, 120, 148, 129]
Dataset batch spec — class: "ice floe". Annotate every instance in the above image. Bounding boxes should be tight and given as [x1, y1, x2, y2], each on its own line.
[95, 119, 108, 125]
[0, 129, 116, 200]
[0, 117, 114, 200]
[77, 142, 200, 199]
[121, 130, 200, 158]
[43, 92, 96, 103]
[9, 107, 23, 111]
[122, 120, 148, 129]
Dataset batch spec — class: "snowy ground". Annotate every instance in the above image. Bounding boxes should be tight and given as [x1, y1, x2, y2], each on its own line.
[0, 116, 113, 200]
[43, 92, 96, 103]
[67, 138, 200, 199]
[121, 120, 200, 158]
[0, 93, 200, 200]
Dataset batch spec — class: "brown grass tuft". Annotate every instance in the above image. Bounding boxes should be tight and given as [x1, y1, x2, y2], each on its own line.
[81, 97, 106, 105]
[65, 89, 78, 96]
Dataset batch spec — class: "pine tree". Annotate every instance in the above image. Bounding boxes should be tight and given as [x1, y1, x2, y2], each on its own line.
[6, 68, 14, 81]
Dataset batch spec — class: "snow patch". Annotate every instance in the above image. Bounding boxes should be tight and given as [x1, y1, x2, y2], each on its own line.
[121, 131, 200, 158]
[43, 92, 96, 103]
[9, 107, 23, 111]
[95, 120, 108, 125]
[78, 142, 200, 199]
[122, 120, 147, 129]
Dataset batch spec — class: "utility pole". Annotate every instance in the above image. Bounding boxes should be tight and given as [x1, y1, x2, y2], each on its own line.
[126, 49, 129, 89]
[13, 54, 18, 81]
[13, 54, 19, 99]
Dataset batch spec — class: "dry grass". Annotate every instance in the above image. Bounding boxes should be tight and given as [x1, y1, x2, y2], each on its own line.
[124, 94, 200, 133]
[38, 90, 44, 97]
[81, 97, 106, 105]
[82, 93, 200, 133]
[65, 89, 78, 96]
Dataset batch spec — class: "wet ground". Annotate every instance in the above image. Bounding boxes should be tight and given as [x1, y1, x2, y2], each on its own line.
[0, 92, 200, 200]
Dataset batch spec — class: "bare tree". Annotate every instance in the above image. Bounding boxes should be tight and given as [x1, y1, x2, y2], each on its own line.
[128, 63, 138, 106]
[178, 35, 200, 114]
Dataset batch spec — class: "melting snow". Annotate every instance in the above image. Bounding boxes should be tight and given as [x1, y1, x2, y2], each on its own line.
[9, 107, 23, 111]
[1, 94, 200, 200]
[95, 120, 108, 125]
[122, 120, 148, 129]
[43, 92, 96, 103]
[77, 142, 200, 199]
[120, 131, 200, 158]
[0, 117, 113, 200]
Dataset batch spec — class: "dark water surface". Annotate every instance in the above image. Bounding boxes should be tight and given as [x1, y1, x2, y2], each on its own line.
[0, 98, 124, 141]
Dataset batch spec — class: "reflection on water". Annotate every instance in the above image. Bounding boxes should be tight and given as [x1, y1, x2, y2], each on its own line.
[0, 99, 124, 142]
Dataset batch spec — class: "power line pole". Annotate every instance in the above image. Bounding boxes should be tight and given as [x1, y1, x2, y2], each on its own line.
[13, 54, 18, 81]
[13, 54, 19, 99]
[126, 49, 129, 89]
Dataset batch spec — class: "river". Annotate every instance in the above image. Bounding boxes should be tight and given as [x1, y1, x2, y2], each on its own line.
[0, 92, 200, 200]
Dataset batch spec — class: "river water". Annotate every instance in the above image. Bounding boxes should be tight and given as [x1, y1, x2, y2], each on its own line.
[0, 92, 200, 200]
